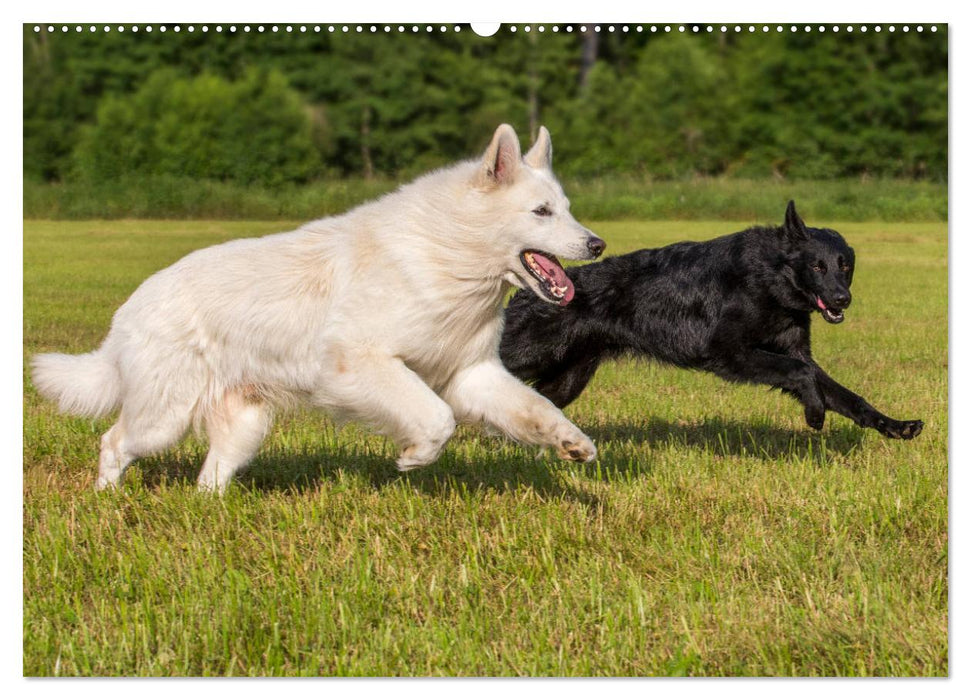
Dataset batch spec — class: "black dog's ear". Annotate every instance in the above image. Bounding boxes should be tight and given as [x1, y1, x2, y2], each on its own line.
[783, 200, 810, 243]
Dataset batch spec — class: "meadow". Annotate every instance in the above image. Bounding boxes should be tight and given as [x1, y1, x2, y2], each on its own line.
[23, 176, 947, 223]
[23, 218, 947, 676]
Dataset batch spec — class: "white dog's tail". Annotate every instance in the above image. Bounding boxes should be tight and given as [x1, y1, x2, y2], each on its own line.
[31, 350, 122, 418]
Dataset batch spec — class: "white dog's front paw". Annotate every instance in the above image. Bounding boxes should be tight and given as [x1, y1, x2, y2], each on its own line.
[555, 434, 597, 463]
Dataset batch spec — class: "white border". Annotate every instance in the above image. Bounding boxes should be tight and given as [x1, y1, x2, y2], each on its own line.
[8, 2, 962, 697]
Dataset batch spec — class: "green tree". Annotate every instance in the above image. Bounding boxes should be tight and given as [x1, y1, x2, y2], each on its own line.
[556, 34, 732, 177]
[23, 24, 948, 184]
[728, 30, 948, 179]
[71, 68, 321, 186]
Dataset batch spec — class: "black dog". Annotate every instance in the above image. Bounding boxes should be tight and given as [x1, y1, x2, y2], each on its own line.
[500, 201, 923, 439]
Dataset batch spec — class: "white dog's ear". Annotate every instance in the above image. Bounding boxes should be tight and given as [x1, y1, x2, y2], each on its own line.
[478, 124, 522, 187]
[524, 126, 552, 170]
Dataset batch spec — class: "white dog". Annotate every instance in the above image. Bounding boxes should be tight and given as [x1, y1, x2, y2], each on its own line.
[32, 124, 606, 492]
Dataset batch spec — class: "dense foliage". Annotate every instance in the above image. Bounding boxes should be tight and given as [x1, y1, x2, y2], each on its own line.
[71, 69, 320, 186]
[24, 25, 948, 183]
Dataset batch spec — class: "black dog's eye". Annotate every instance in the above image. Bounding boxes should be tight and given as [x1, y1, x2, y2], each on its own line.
[841, 265, 851, 273]
[532, 205, 553, 217]
[812, 263, 825, 273]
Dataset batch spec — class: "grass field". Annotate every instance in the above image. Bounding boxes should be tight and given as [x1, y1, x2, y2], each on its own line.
[22, 218, 947, 676]
[23, 176, 947, 223]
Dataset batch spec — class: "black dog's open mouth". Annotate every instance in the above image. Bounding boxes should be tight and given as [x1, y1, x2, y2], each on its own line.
[520, 250, 575, 306]
[816, 296, 845, 324]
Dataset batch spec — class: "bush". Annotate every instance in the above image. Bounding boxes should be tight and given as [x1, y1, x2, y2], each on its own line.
[72, 68, 321, 187]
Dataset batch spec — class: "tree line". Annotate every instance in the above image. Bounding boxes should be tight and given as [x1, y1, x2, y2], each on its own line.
[23, 25, 948, 186]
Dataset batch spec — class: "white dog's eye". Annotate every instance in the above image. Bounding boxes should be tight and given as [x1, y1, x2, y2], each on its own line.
[532, 205, 553, 217]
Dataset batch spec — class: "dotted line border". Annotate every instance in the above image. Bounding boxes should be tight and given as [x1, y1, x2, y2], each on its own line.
[31, 24, 941, 35]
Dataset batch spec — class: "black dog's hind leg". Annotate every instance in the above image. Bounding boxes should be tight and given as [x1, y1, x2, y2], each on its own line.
[712, 348, 828, 430]
[533, 355, 603, 409]
[812, 366, 923, 439]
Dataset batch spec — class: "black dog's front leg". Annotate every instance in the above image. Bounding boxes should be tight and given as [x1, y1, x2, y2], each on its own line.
[812, 366, 923, 439]
[712, 348, 828, 430]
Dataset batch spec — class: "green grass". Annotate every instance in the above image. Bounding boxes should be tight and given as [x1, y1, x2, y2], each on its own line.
[23, 219, 947, 676]
[24, 175, 947, 222]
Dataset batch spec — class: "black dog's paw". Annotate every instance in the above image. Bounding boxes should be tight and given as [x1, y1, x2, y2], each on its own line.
[804, 404, 826, 431]
[894, 419, 924, 440]
[876, 418, 924, 440]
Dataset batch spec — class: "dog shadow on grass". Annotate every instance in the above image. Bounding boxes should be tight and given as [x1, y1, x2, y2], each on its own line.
[136, 438, 604, 509]
[135, 415, 865, 503]
[586, 415, 868, 461]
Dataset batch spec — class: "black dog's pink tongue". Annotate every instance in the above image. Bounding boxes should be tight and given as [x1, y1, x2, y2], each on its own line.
[531, 252, 575, 306]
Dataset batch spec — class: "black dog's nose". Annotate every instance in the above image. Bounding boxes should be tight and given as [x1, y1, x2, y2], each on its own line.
[834, 292, 851, 308]
[587, 236, 606, 257]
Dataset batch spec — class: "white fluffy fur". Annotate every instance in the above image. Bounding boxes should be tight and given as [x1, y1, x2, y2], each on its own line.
[32, 124, 602, 492]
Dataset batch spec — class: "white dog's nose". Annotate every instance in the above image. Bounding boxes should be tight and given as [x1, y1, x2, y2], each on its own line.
[587, 236, 606, 258]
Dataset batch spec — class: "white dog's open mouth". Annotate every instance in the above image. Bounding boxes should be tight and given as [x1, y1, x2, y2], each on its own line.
[520, 250, 575, 306]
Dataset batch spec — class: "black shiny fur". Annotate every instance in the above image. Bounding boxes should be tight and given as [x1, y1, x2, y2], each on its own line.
[500, 201, 923, 439]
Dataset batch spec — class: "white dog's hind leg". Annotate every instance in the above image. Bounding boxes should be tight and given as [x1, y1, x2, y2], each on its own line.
[197, 389, 274, 493]
[322, 353, 456, 472]
[94, 351, 207, 490]
[96, 404, 194, 490]
[96, 423, 134, 490]
[443, 360, 597, 462]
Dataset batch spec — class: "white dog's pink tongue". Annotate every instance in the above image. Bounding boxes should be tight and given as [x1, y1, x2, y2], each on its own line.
[531, 253, 575, 306]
